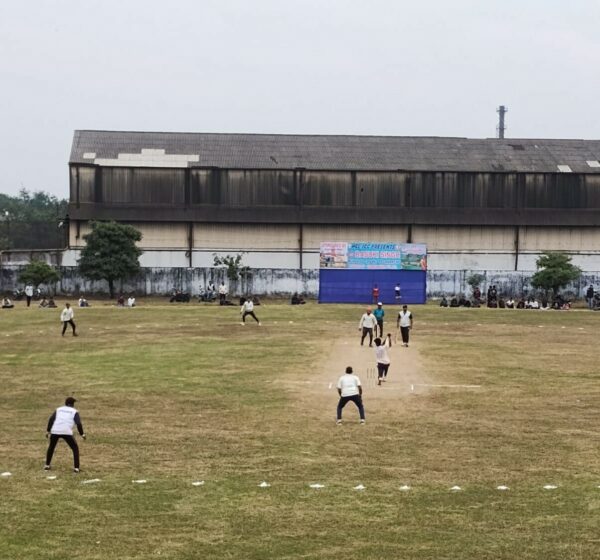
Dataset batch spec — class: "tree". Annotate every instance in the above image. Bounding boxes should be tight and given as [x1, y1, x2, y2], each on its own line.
[19, 261, 60, 293]
[530, 251, 581, 297]
[213, 253, 251, 295]
[78, 222, 142, 298]
[466, 273, 485, 290]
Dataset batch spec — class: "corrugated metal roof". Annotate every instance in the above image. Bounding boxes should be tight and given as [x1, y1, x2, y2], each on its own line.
[70, 130, 600, 173]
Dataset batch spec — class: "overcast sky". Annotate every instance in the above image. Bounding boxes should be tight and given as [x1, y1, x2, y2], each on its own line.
[1, 0, 599, 198]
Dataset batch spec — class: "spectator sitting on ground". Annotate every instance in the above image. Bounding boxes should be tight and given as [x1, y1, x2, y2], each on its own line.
[291, 293, 306, 305]
[117, 294, 125, 306]
[2, 297, 14, 309]
[47, 297, 57, 308]
[530, 298, 540, 309]
[540, 298, 550, 310]
[78, 296, 90, 308]
[471, 298, 480, 308]
[553, 294, 571, 310]
[498, 297, 506, 308]
[525, 297, 533, 309]
[450, 296, 459, 307]
[39, 296, 49, 308]
[458, 295, 468, 307]
[516, 297, 525, 309]
[439, 295, 448, 307]
[505, 297, 515, 309]
[127, 296, 136, 307]
[252, 295, 261, 305]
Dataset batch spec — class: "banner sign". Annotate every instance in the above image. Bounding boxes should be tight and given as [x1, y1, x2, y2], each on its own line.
[320, 242, 427, 270]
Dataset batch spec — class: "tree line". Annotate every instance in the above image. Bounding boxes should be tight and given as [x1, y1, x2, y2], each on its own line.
[0, 189, 68, 250]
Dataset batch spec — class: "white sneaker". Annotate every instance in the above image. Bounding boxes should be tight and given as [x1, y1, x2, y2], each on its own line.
[240, 322, 245, 326]
[336, 419, 342, 425]
[73, 468, 80, 473]
[360, 420, 366, 425]
[43, 465, 51, 471]
[258, 322, 262, 326]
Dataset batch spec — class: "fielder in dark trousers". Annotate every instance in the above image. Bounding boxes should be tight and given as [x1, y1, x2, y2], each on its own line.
[45, 397, 86, 472]
[336, 366, 365, 425]
[240, 297, 261, 325]
[396, 304, 413, 347]
[60, 303, 78, 336]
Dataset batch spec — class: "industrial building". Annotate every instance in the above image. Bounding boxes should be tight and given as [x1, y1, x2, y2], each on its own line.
[63, 130, 600, 295]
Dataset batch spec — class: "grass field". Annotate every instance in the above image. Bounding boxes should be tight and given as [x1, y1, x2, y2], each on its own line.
[1, 299, 599, 559]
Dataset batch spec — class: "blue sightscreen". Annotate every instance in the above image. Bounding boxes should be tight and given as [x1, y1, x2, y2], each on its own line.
[319, 269, 426, 304]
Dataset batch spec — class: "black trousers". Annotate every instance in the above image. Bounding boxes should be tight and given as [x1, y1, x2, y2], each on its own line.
[376, 320, 383, 337]
[26, 296, 32, 307]
[62, 319, 76, 335]
[361, 327, 373, 346]
[46, 434, 80, 469]
[337, 395, 365, 420]
[400, 326, 410, 344]
[377, 362, 390, 379]
[242, 311, 259, 323]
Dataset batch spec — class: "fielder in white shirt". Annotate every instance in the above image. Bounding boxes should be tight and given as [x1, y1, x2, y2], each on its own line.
[358, 308, 378, 347]
[336, 366, 365, 424]
[44, 397, 86, 472]
[240, 297, 261, 325]
[60, 303, 78, 336]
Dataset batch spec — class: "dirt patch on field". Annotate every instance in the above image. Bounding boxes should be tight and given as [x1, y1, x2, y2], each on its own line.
[277, 329, 432, 422]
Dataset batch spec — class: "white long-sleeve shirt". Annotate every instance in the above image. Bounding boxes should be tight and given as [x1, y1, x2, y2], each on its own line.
[60, 307, 74, 322]
[375, 338, 391, 364]
[241, 300, 254, 313]
[359, 313, 377, 329]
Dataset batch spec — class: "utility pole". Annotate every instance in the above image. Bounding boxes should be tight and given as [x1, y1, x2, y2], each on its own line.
[497, 105, 508, 139]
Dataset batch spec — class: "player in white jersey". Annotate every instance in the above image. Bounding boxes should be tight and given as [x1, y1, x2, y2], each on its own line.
[374, 333, 392, 385]
[336, 366, 365, 425]
[44, 397, 86, 472]
[240, 297, 261, 325]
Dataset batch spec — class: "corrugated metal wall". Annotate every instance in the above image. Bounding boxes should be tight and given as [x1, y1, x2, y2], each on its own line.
[72, 166, 600, 210]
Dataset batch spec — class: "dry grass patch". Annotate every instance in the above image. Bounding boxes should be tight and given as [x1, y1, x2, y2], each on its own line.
[0, 301, 599, 559]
